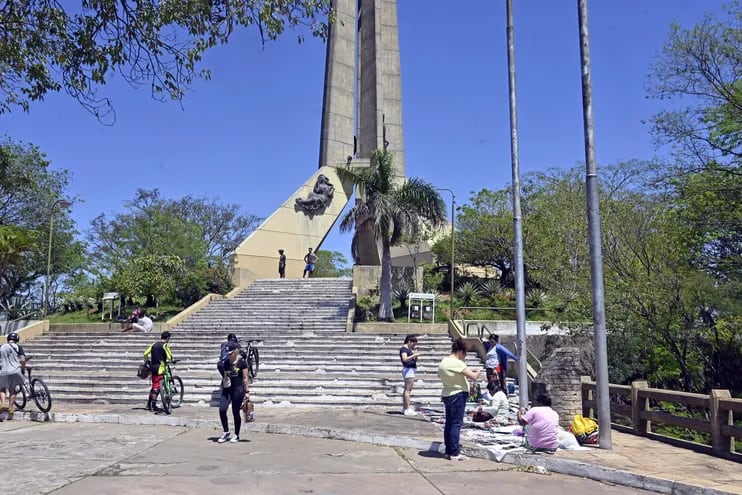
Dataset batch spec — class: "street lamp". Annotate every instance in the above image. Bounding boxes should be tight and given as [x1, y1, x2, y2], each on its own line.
[437, 188, 455, 321]
[44, 199, 72, 317]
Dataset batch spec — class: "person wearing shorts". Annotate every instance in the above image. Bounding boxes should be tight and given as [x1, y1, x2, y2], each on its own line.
[0, 333, 25, 417]
[399, 334, 420, 416]
[303, 247, 317, 278]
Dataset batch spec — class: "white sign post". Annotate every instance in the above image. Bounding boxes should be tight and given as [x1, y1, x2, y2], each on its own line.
[407, 292, 436, 323]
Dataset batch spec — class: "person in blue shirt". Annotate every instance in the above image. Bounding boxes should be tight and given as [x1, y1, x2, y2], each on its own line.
[484, 334, 518, 391]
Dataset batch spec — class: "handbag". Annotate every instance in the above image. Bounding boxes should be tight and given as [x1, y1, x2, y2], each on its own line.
[137, 362, 151, 379]
[221, 374, 232, 388]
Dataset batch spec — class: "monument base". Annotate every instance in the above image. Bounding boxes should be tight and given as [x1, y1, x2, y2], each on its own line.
[352, 265, 423, 298]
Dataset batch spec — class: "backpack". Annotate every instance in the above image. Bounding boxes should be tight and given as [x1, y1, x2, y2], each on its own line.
[571, 414, 598, 444]
[219, 342, 230, 363]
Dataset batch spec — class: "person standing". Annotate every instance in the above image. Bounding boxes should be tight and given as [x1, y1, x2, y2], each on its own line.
[399, 334, 420, 416]
[217, 342, 250, 443]
[437, 339, 481, 460]
[0, 333, 26, 417]
[485, 334, 518, 391]
[278, 249, 287, 278]
[303, 247, 317, 278]
[143, 331, 173, 413]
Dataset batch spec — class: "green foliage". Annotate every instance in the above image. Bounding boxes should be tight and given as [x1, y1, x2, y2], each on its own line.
[336, 150, 446, 321]
[116, 254, 185, 311]
[455, 281, 481, 306]
[649, 2, 742, 173]
[422, 263, 444, 293]
[0, 137, 83, 310]
[312, 250, 352, 278]
[392, 285, 411, 308]
[0, 0, 331, 121]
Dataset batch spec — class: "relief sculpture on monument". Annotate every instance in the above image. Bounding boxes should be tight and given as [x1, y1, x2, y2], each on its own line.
[295, 174, 335, 214]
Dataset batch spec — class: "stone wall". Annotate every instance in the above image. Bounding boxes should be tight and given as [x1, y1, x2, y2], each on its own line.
[353, 265, 423, 297]
[532, 347, 582, 428]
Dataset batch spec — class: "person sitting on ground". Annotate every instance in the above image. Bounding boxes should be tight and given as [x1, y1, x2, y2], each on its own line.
[480, 381, 510, 420]
[130, 311, 154, 333]
[517, 393, 560, 452]
[120, 304, 142, 331]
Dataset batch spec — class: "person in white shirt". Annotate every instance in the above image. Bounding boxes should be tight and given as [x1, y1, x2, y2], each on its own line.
[132, 312, 154, 332]
[480, 381, 509, 419]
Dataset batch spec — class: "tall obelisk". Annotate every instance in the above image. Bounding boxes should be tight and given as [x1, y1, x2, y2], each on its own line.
[318, 0, 405, 265]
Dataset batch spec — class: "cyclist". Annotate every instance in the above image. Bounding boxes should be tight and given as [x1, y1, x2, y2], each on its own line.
[0, 333, 26, 416]
[143, 331, 173, 413]
[218, 342, 250, 443]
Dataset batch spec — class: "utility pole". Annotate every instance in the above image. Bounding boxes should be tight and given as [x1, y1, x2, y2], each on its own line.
[577, 0, 612, 449]
[505, 0, 529, 409]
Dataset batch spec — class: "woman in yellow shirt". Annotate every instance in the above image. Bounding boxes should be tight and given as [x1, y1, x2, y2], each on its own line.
[437, 339, 482, 460]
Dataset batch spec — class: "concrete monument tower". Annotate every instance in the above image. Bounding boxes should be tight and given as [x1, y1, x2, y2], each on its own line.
[231, 0, 405, 286]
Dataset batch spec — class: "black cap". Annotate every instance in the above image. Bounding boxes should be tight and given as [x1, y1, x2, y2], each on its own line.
[226, 342, 240, 353]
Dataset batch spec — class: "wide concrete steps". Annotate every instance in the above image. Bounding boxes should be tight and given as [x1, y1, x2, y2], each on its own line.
[18, 278, 474, 408]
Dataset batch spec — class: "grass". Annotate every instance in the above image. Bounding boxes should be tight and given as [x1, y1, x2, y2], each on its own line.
[48, 304, 184, 324]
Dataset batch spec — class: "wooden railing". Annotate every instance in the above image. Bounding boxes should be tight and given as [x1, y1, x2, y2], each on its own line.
[582, 378, 742, 462]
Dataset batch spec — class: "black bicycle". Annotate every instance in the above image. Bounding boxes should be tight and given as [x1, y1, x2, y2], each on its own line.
[243, 340, 260, 380]
[13, 358, 52, 413]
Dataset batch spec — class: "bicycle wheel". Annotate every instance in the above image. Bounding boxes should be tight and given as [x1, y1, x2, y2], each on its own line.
[170, 376, 184, 408]
[13, 384, 27, 410]
[31, 378, 52, 413]
[248, 347, 259, 379]
[160, 387, 172, 415]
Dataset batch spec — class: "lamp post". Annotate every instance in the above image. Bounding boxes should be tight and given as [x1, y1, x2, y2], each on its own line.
[437, 188, 455, 321]
[44, 199, 71, 317]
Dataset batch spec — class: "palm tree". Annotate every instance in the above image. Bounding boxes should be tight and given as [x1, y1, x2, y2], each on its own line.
[336, 150, 446, 321]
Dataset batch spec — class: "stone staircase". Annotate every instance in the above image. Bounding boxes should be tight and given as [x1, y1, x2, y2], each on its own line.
[20, 278, 475, 409]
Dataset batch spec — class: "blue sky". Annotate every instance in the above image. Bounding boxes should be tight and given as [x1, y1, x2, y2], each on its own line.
[2, 0, 726, 263]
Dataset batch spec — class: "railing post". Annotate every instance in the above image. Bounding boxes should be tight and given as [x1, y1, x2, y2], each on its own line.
[580, 376, 593, 417]
[710, 389, 733, 454]
[631, 380, 649, 435]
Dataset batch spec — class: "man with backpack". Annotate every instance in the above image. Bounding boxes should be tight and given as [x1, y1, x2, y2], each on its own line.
[0, 333, 25, 417]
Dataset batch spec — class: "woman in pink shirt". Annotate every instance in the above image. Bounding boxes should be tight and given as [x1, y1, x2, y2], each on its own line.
[517, 393, 560, 452]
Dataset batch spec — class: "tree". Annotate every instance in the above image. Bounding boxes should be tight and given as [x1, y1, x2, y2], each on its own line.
[0, 138, 83, 309]
[336, 150, 446, 321]
[453, 188, 517, 288]
[1, 0, 331, 122]
[312, 250, 351, 278]
[116, 254, 185, 313]
[649, 2, 741, 174]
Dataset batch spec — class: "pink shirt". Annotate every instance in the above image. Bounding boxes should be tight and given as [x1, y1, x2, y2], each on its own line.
[522, 406, 559, 449]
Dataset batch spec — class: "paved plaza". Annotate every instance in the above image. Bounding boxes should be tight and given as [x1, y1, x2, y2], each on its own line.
[3, 404, 741, 495]
[5, 420, 653, 495]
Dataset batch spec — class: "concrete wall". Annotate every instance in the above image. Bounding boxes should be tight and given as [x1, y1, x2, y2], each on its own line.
[352, 265, 422, 297]
[231, 166, 354, 288]
[354, 322, 448, 334]
[1, 319, 38, 335]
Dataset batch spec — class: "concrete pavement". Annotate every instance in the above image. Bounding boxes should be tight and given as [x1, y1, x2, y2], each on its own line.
[5, 404, 741, 495]
[4, 421, 652, 495]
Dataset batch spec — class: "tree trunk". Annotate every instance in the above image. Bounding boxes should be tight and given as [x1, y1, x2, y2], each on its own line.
[378, 236, 395, 322]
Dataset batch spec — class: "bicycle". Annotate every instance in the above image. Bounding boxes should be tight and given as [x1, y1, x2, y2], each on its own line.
[159, 360, 183, 414]
[12, 357, 52, 413]
[242, 340, 260, 380]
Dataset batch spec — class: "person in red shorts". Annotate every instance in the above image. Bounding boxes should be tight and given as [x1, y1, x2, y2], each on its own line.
[143, 331, 173, 413]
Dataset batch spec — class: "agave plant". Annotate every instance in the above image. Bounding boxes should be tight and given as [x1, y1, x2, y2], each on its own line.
[480, 279, 504, 298]
[393, 285, 411, 308]
[526, 289, 548, 308]
[455, 281, 482, 306]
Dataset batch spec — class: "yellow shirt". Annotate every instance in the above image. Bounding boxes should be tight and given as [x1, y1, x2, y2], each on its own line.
[438, 356, 468, 397]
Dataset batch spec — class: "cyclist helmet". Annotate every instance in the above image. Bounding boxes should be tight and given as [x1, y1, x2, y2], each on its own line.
[7, 332, 19, 343]
[227, 333, 238, 342]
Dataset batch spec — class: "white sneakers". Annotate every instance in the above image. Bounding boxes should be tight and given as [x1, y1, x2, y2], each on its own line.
[218, 432, 241, 443]
[403, 408, 418, 416]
